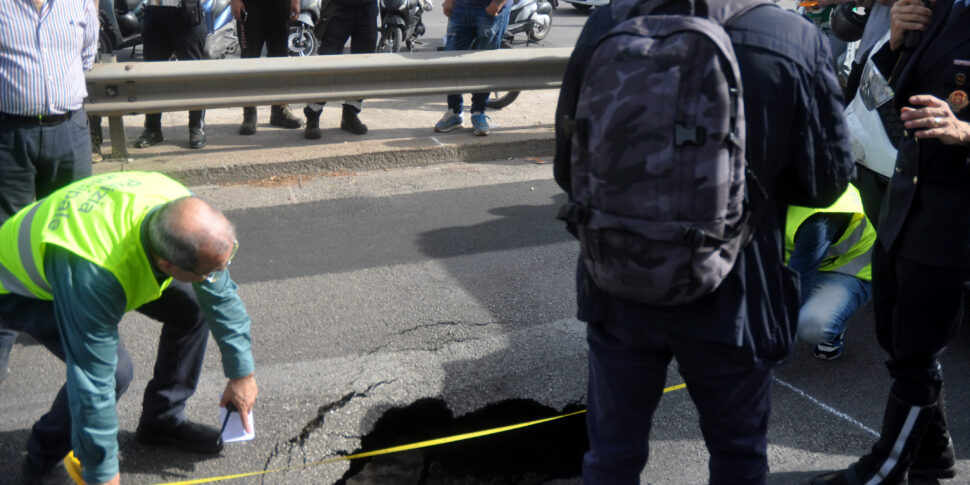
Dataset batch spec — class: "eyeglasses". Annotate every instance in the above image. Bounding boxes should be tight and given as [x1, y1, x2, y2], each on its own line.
[188, 239, 239, 283]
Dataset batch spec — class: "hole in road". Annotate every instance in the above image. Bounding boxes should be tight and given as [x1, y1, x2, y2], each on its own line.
[339, 398, 587, 485]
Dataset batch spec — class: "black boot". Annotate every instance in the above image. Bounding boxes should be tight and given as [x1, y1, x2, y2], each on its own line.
[340, 104, 367, 135]
[188, 110, 206, 149]
[135, 113, 164, 148]
[270, 104, 302, 129]
[810, 392, 936, 485]
[239, 107, 257, 135]
[304, 106, 321, 139]
[908, 395, 955, 481]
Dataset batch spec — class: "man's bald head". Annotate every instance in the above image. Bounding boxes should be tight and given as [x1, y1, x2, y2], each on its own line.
[148, 197, 236, 272]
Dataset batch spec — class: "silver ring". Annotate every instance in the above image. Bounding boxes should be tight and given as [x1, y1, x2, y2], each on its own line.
[933, 116, 943, 126]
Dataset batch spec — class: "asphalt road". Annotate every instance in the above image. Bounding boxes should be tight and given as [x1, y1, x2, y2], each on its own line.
[1, 162, 969, 484]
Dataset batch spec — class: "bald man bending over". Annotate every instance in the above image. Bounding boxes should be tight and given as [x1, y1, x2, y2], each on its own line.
[0, 172, 257, 485]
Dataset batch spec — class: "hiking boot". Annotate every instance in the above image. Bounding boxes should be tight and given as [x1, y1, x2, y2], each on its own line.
[340, 104, 368, 135]
[814, 330, 845, 360]
[239, 107, 257, 135]
[270, 104, 302, 129]
[188, 110, 206, 149]
[434, 110, 462, 133]
[304, 106, 321, 139]
[135, 114, 163, 148]
[471, 112, 491, 136]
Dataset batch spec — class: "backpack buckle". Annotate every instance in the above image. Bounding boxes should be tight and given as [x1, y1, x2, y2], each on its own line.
[675, 124, 705, 146]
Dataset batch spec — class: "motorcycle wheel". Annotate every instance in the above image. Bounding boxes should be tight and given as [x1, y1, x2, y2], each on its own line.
[96, 31, 113, 61]
[377, 26, 403, 53]
[571, 3, 591, 9]
[528, 4, 553, 42]
[287, 25, 318, 57]
[486, 91, 521, 110]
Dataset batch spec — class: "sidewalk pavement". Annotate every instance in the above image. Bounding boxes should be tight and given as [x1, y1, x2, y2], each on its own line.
[91, 90, 559, 185]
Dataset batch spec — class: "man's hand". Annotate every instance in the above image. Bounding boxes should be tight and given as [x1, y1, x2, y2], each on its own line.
[290, 0, 300, 20]
[221, 373, 258, 433]
[443, 0, 455, 17]
[231, 0, 246, 21]
[902, 95, 970, 145]
[88, 473, 120, 485]
[889, 0, 933, 51]
[486, 0, 503, 15]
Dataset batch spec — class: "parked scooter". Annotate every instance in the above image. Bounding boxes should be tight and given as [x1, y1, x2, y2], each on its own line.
[503, 0, 554, 44]
[288, 0, 323, 56]
[98, 0, 145, 58]
[377, 0, 433, 53]
[204, 0, 239, 59]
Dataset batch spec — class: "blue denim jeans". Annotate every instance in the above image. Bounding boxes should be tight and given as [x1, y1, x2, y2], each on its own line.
[788, 214, 872, 345]
[444, 3, 511, 115]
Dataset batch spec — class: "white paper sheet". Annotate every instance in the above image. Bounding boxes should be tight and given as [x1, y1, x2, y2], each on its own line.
[220, 405, 255, 443]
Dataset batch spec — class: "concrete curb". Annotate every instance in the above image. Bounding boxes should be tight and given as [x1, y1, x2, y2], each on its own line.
[91, 92, 559, 185]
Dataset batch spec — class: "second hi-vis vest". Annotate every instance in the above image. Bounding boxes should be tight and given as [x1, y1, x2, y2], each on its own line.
[0, 172, 192, 311]
[784, 184, 876, 281]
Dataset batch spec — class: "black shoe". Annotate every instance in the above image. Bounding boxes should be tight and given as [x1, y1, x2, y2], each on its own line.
[340, 104, 367, 135]
[304, 106, 321, 140]
[136, 419, 224, 454]
[135, 127, 163, 148]
[270, 104, 302, 129]
[239, 107, 257, 135]
[188, 110, 206, 149]
[22, 460, 74, 485]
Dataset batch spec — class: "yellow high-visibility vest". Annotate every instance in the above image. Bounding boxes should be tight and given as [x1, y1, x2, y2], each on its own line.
[0, 172, 191, 311]
[785, 184, 876, 281]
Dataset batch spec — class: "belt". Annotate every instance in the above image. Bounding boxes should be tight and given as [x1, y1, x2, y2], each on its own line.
[0, 111, 75, 126]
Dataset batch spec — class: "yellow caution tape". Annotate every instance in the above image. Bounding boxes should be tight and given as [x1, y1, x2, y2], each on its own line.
[66, 383, 689, 485]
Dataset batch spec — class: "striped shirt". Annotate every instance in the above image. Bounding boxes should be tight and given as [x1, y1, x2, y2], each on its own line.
[0, 0, 98, 116]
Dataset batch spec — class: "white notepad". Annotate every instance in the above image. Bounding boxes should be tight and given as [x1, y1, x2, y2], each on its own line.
[220, 405, 255, 443]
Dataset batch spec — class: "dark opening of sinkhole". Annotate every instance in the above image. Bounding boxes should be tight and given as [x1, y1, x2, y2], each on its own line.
[339, 399, 588, 485]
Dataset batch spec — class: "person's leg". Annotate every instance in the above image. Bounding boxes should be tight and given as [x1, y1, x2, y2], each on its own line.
[135, 280, 208, 426]
[796, 271, 871, 359]
[0, 121, 41, 221]
[469, 5, 510, 116]
[34, 110, 93, 199]
[264, 1, 303, 128]
[814, 244, 962, 484]
[136, 7, 178, 147]
[339, 3, 379, 134]
[0, 295, 132, 478]
[582, 318, 672, 485]
[304, 8, 356, 137]
[173, 19, 209, 148]
[443, 6, 478, 116]
[675, 339, 771, 485]
[237, 0, 267, 134]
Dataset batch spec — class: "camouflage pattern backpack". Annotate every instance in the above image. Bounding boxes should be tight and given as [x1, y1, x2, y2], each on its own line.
[559, 0, 772, 305]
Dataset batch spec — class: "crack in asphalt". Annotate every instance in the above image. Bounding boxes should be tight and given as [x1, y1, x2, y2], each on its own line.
[367, 320, 499, 354]
[260, 380, 396, 482]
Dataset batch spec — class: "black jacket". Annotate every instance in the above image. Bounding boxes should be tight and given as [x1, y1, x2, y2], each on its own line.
[872, 0, 970, 268]
[553, 1, 853, 366]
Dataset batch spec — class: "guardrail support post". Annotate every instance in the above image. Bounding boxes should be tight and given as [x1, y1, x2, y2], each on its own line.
[108, 116, 129, 162]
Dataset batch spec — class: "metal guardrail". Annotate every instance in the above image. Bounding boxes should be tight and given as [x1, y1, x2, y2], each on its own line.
[84, 48, 572, 159]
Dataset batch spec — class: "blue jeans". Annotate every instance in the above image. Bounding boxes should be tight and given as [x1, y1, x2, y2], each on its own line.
[444, 4, 511, 115]
[788, 214, 872, 345]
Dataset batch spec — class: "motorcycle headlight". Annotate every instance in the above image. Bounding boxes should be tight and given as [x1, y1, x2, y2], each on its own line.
[858, 54, 894, 111]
